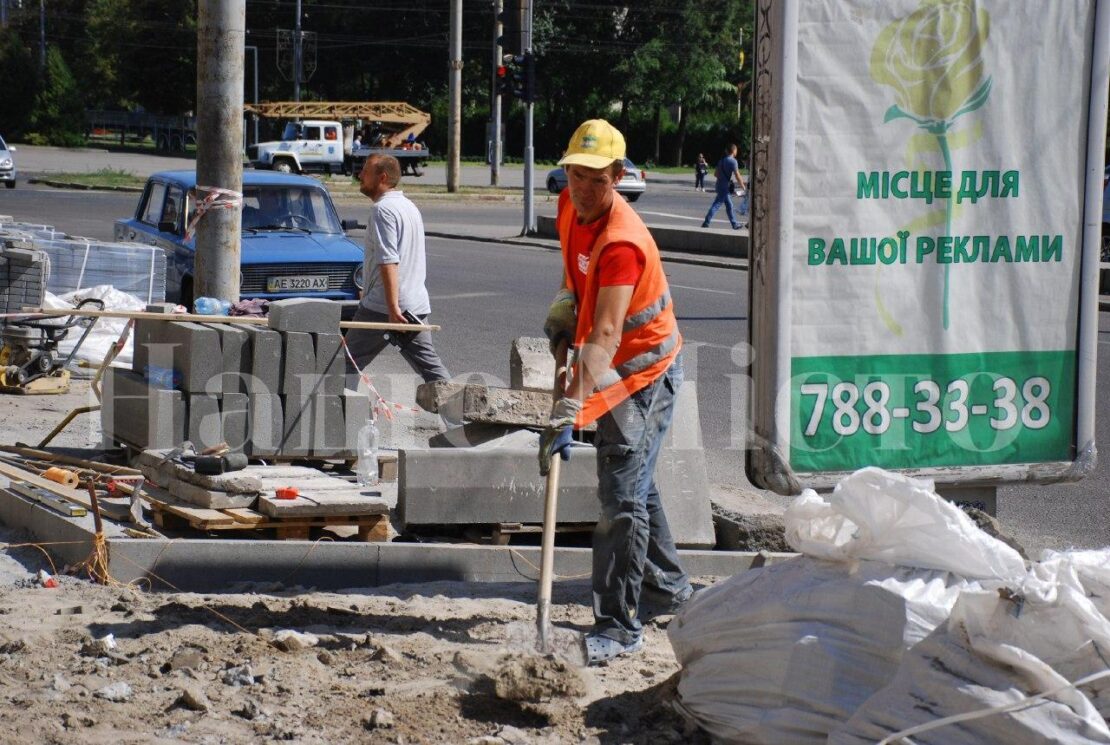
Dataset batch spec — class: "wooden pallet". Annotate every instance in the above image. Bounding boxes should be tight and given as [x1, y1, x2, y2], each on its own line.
[142, 488, 391, 542]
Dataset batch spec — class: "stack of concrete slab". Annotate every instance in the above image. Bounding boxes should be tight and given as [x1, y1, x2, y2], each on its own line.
[136, 449, 388, 514]
[102, 298, 370, 458]
[0, 240, 47, 314]
[401, 337, 715, 547]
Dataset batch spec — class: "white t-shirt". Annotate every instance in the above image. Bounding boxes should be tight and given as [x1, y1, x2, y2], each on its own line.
[361, 190, 431, 315]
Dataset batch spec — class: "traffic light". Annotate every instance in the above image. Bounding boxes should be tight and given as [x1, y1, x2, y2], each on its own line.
[499, 53, 535, 103]
[497, 1, 523, 56]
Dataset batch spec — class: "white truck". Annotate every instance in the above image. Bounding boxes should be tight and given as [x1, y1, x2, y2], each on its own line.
[245, 102, 432, 177]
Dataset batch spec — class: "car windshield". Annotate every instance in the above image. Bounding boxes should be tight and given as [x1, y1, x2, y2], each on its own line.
[0, 136, 7, 151]
[239, 186, 343, 233]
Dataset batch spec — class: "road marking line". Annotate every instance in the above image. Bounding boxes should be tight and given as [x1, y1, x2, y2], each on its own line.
[670, 283, 734, 295]
[430, 292, 503, 300]
[639, 211, 703, 221]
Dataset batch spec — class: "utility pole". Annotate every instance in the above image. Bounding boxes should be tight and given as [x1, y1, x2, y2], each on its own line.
[447, 0, 462, 192]
[293, 0, 302, 101]
[490, 0, 502, 187]
[195, 0, 245, 304]
[39, 0, 45, 72]
[521, 0, 535, 235]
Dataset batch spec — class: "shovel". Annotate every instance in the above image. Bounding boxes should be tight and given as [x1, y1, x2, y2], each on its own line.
[536, 344, 569, 654]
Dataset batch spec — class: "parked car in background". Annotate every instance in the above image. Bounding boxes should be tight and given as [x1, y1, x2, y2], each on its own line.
[545, 158, 646, 202]
[0, 135, 16, 189]
[115, 170, 365, 313]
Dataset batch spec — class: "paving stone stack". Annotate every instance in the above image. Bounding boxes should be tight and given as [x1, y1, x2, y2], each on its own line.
[0, 239, 47, 314]
[102, 298, 370, 458]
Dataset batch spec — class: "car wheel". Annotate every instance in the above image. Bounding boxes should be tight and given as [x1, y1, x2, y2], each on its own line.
[4, 181, 13, 189]
[547, 178, 560, 194]
[625, 193, 640, 202]
[274, 160, 295, 174]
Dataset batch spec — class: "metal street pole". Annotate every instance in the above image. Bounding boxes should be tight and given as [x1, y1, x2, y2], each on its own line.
[195, 0, 245, 304]
[246, 45, 259, 145]
[293, 0, 302, 101]
[490, 0, 502, 187]
[522, 0, 535, 235]
[447, 0, 462, 192]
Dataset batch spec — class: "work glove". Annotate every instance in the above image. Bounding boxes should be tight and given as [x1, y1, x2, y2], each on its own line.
[538, 396, 582, 477]
[543, 288, 577, 356]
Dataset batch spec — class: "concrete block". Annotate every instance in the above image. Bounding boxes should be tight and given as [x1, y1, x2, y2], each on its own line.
[257, 492, 389, 519]
[243, 326, 282, 396]
[510, 336, 555, 392]
[416, 381, 552, 427]
[280, 394, 313, 457]
[398, 439, 714, 547]
[101, 368, 185, 450]
[281, 331, 320, 396]
[186, 394, 222, 450]
[343, 389, 370, 457]
[204, 323, 250, 394]
[314, 333, 344, 395]
[399, 447, 601, 526]
[428, 423, 527, 449]
[165, 480, 258, 509]
[145, 303, 179, 314]
[267, 298, 341, 333]
[310, 395, 348, 458]
[246, 395, 283, 457]
[221, 392, 249, 453]
[141, 321, 222, 393]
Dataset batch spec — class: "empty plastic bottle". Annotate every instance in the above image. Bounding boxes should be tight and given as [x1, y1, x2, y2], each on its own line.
[194, 296, 231, 316]
[356, 418, 380, 488]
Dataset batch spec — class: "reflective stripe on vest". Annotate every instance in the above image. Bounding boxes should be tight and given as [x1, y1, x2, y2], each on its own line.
[616, 327, 680, 378]
[623, 288, 671, 333]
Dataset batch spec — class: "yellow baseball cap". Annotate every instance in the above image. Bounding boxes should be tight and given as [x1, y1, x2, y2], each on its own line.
[557, 119, 626, 169]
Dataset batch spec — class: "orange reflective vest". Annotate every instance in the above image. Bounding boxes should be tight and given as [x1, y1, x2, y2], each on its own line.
[557, 190, 682, 428]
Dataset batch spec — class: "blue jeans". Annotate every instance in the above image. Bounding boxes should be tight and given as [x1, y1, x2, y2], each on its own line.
[591, 357, 690, 643]
[703, 187, 740, 228]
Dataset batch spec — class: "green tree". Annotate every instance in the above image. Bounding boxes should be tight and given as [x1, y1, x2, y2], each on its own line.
[0, 28, 38, 138]
[30, 47, 86, 146]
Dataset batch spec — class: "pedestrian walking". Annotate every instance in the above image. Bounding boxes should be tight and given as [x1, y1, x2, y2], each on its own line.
[701, 144, 744, 229]
[694, 153, 708, 191]
[345, 154, 450, 383]
[539, 119, 692, 666]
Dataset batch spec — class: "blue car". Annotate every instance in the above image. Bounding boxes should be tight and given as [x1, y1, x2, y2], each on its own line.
[115, 170, 364, 312]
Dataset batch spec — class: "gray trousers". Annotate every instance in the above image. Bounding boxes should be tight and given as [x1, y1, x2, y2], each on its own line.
[344, 306, 450, 383]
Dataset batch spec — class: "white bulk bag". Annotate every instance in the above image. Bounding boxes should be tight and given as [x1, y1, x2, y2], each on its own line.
[829, 586, 1110, 745]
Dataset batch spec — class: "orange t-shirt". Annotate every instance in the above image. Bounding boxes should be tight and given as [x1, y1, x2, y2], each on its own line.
[566, 213, 644, 297]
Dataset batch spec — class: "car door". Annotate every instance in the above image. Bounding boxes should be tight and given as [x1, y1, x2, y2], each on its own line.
[156, 185, 190, 298]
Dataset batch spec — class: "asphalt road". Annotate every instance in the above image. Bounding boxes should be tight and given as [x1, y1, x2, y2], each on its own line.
[1, 181, 1108, 558]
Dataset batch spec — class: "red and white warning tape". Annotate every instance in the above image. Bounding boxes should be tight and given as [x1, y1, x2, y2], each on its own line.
[185, 185, 243, 241]
[339, 337, 422, 421]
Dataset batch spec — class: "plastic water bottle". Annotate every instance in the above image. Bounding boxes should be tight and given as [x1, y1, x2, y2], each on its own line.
[356, 419, 379, 488]
[194, 296, 231, 316]
[143, 364, 181, 390]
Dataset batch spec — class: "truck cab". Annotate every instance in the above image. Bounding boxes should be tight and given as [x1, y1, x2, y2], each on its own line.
[248, 120, 345, 175]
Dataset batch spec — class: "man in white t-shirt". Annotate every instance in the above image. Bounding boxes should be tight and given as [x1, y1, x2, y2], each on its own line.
[345, 154, 450, 382]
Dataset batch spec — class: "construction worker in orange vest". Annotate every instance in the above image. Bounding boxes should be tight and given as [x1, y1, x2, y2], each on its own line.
[539, 119, 692, 666]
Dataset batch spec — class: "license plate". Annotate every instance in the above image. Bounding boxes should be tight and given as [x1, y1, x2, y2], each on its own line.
[266, 275, 329, 292]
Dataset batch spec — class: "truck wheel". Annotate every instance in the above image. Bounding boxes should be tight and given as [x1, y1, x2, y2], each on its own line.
[274, 160, 295, 174]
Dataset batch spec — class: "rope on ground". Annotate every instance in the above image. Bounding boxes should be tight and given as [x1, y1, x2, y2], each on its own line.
[508, 547, 591, 582]
[877, 666, 1110, 745]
